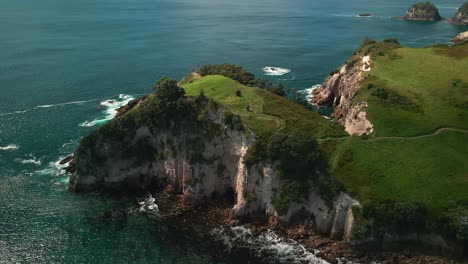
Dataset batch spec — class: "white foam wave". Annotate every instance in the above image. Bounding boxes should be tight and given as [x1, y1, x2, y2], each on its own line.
[79, 94, 134, 127]
[15, 158, 41, 165]
[119, 94, 132, 99]
[35, 155, 74, 187]
[211, 226, 329, 264]
[0, 109, 32, 116]
[299, 84, 321, 102]
[0, 99, 97, 116]
[0, 144, 19, 151]
[263, 66, 291, 76]
[138, 194, 160, 216]
[37, 100, 95, 108]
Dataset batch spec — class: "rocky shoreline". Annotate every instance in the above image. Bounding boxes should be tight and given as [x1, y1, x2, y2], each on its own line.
[134, 186, 456, 264]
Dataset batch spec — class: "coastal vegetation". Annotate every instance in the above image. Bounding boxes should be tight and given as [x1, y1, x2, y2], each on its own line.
[196, 64, 286, 96]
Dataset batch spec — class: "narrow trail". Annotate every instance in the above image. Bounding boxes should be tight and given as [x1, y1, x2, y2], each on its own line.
[318, 127, 468, 142]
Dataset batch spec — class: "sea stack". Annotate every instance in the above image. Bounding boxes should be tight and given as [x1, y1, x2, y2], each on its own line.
[449, 2, 468, 25]
[404, 2, 442, 21]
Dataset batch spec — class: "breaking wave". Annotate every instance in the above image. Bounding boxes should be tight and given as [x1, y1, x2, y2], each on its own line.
[79, 94, 134, 127]
[0, 144, 19, 151]
[211, 226, 329, 264]
[137, 194, 160, 217]
[34, 155, 74, 186]
[262, 66, 291, 76]
[300, 84, 321, 102]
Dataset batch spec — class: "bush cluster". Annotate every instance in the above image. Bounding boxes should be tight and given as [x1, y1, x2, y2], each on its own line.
[197, 64, 286, 96]
[371, 87, 423, 113]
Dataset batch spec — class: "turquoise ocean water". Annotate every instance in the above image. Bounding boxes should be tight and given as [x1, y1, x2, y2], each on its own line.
[1, 0, 467, 263]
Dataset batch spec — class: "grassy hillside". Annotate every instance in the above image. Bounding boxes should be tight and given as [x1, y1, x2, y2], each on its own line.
[323, 131, 468, 216]
[321, 43, 468, 239]
[182, 75, 345, 138]
[356, 44, 468, 137]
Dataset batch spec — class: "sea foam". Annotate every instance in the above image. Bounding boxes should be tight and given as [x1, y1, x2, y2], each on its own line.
[0, 144, 19, 151]
[262, 66, 291, 76]
[15, 158, 41, 165]
[79, 94, 134, 127]
[211, 226, 330, 264]
[300, 84, 321, 102]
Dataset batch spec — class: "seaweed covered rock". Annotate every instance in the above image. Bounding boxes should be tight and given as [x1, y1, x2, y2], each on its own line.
[404, 2, 442, 21]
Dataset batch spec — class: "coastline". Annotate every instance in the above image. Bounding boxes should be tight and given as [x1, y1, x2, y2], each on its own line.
[142, 185, 456, 264]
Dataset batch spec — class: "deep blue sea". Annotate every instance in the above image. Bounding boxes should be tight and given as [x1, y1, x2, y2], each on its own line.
[1, 0, 467, 263]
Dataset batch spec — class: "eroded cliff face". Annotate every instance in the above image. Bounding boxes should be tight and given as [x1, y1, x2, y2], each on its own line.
[312, 55, 373, 136]
[70, 101, 359, 241]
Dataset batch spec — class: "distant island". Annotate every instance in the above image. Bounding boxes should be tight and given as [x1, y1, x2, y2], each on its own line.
[404, 1, 442, 21]
[449, 1, 468, 25]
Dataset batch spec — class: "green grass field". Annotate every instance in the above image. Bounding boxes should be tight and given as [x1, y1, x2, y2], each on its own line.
[182, 75, 345, 138]
[356, 45, 468, 137]
[322, 131, 468, 217]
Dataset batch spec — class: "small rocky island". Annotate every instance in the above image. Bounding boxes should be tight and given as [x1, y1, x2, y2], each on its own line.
[404, 1, 442, 21]
[449, 1, 468, 25]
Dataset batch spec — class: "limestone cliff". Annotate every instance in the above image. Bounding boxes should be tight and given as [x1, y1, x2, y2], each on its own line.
[69, 90, 360, 241]
[449, 2, 468, 25]
[403, 2, 442, 21]
[312, 53, 373, 136]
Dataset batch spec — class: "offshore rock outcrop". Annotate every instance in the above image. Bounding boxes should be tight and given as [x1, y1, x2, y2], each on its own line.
[449, 2, 468, 25]
[69, 97, 360, 241]
[452, 31, 468, 44]
[403, 2, 442, 21]
[312, 55, 373, 136]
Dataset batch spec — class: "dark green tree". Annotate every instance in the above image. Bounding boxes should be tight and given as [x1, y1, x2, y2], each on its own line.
[153, 77, 185, 102]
